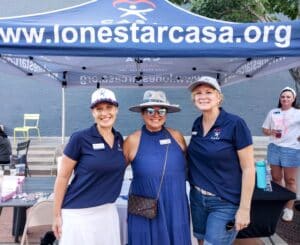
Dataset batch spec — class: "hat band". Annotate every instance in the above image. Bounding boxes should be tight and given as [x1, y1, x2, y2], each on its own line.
[143, 99, 166, 103]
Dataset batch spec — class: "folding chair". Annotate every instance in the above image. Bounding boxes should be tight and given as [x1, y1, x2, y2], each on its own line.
[11, 140, 31, 177]
[20, 200, 54, 245]
[13, 114, 41, 143]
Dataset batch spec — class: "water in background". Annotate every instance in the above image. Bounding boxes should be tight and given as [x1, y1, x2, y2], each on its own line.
[0, 70, 294, 136]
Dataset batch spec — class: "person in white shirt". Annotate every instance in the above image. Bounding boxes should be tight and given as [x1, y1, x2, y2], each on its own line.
[262, 86, 300, 222]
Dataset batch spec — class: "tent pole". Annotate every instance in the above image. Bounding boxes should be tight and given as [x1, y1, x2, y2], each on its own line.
[61, 86, 65, 144]
[61, 74, 67, 145]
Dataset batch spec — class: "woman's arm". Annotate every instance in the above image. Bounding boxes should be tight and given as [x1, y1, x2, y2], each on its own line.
[262, 127, 271, 136]
[52, 155, 76, 239]
[235, 145, 255, 231]
[123, 131, 141, 165]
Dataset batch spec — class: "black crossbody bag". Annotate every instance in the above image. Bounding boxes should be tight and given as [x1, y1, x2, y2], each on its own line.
[128, 143, 169, 219]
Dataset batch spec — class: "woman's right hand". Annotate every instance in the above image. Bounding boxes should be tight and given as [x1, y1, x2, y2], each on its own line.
[52, 215, 63, 239]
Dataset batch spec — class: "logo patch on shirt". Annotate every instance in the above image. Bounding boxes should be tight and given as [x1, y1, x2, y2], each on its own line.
[92, 143, 105, 150]
[210, 128, 221, 140]
[192, 131, 198, 135]
[159, 138, 171, 145]
[117, 141, 123, 151]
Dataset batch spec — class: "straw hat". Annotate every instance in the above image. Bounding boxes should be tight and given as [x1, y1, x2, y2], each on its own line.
[129, 90, 180, 113]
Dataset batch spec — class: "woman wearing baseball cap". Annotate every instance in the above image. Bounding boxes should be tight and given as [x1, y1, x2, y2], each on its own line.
[262, 86, 300, 222]
[52, 88, 126, 245]
[187, 76, 255, 244]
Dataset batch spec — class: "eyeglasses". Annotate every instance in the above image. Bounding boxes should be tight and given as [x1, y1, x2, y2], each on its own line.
[144, 107, 167, 116]
[225, 220, 235, 231]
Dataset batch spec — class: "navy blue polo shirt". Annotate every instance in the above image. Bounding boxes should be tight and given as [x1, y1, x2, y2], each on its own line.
[62, 124, 126, 209]
[187, 109, 252, 204]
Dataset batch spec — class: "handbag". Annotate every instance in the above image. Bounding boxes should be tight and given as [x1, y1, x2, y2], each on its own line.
[128, 194, 158, 219]
[128, 141, 169, 219]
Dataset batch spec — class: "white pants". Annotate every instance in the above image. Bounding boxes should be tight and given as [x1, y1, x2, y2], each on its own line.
[59, 203, 121, 245]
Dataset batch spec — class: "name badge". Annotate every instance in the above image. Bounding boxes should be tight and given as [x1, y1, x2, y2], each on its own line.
[160, 139, 171, 145]
[192, 131, 198, 135]
[93, 143, 105, 150]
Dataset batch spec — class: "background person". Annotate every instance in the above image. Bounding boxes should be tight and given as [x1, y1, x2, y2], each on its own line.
[262, 86, 300, 222]
[187, 76, 255, 245]
[52, 88, 126, 245]
[0, 127, 12, 165]
[124, 90, 192, 245]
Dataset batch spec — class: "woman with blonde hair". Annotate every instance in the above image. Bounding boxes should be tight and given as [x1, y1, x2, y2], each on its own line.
[52, 88, 126, 245]
[187, 76, 255, 245]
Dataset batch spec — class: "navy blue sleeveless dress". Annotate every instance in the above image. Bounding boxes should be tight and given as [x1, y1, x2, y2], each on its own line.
[128, 126, 191, 245]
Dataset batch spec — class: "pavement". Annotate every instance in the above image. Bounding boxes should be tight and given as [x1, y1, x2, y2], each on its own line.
[0, 206, 290, 245]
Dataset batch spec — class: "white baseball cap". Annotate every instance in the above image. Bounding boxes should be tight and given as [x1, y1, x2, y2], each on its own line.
[90, 88, 118, 108]
[188, 76, 221, 93]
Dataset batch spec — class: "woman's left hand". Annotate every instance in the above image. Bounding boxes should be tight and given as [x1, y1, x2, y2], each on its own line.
[235, 207, 250, 231]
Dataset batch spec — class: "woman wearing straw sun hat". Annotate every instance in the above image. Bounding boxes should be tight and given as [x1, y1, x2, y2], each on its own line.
[52, 88, 126, 245]
[124, 90, 192, 245]
[187, 76, 255, 245]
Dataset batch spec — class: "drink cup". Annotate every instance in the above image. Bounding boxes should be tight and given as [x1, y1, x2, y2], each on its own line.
[275, 129, 282, 138]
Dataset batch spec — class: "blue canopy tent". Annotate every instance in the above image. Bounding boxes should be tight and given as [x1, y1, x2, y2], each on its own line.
[0, 0, 299, 141]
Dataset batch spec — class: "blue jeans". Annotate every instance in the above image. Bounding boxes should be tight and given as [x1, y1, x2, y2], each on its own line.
[190, 187, 238, 245]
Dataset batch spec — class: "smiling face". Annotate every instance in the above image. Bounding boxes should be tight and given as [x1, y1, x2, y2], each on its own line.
[142, 106, 167, 132]
[192, 84, 223, 112]
[279, 90, 295, 110]
[92, 102, 118, 129]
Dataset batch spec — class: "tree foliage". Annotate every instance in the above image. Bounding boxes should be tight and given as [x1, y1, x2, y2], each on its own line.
[169, 0, 300, 107]
[169, 0, 298, 22]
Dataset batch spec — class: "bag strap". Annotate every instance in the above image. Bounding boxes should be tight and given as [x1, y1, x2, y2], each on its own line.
[155, 134, 170, 200]
[129, 128, 170, 200]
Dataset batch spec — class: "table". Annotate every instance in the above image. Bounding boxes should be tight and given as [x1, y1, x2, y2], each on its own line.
[0, 176, 55, 242]
[237, 181, 296, 238]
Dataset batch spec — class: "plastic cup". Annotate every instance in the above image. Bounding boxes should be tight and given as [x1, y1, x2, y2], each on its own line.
[275, 129, 282, 138]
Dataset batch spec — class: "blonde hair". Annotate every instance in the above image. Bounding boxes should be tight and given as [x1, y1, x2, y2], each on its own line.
[191, 87, 224, 105]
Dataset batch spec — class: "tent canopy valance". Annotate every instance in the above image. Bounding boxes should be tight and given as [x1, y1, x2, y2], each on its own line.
[0, 55, 299, 87]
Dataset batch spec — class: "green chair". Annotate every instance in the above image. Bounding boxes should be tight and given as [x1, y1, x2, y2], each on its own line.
[13, 114, 41, 143]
